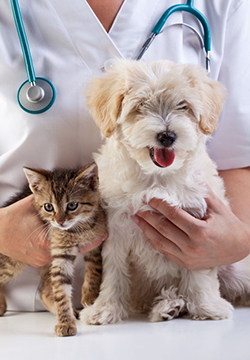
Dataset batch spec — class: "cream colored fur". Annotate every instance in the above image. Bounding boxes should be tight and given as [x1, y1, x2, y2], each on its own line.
[80, 60, 250, 324]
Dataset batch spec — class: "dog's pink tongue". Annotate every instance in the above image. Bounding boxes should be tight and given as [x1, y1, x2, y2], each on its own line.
[154, 148, 175, 167]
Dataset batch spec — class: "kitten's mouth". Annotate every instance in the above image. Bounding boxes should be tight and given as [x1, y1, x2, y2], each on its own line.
[148, 147, 175, 168]
[53, 222, 72, 231]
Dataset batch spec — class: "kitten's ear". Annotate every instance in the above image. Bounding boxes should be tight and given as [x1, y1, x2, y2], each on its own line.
[75, 163, 98, 191]
[23, 167, 50, 193]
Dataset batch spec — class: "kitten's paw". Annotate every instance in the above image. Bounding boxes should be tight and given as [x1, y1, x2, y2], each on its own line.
[0, 296, 7, 316]
[149, 298, 186, 322]
[80, 303, 128, 325]
[0, 305, 6, 317]
[55, 323, 77, 337]
[188, 297, 234, 320]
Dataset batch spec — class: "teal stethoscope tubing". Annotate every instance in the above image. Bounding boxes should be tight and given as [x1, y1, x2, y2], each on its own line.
[10, 0, 56, 114]
[10, 0, 35, 83]
[137, 0, 211, 74]
[10, 0, 211, 114]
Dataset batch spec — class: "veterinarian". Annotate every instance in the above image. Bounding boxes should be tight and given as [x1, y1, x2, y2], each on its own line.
[0, 0, 249, 311]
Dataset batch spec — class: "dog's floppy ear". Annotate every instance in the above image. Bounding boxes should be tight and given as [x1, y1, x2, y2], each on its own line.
[198, 76, 226, 135]
[86, 66, 127, 138]
[183, 65, 226, 135]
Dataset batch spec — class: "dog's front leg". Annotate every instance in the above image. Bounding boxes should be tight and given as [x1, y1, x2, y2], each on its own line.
[179, 268, 233, 320]
[80, 236, 130, 325]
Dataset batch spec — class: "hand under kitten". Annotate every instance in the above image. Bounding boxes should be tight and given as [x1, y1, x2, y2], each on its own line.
[0, 163, 107, 337]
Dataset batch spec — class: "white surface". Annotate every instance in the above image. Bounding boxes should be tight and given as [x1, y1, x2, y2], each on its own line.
[2, 0, 250, 312]
[0, 308, 249, 360]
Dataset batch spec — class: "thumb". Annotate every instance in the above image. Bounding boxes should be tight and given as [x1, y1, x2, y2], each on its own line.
[79, 233, 108, 254]
[205, 185, 227, 213]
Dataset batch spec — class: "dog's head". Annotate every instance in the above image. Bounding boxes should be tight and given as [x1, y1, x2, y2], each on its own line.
[86, 60, 225, 174]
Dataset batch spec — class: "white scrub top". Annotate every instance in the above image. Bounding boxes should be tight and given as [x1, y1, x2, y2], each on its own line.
[0, 0, 250, 311]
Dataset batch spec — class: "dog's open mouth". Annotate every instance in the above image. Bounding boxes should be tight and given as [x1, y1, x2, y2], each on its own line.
[149, 147, 175, 168]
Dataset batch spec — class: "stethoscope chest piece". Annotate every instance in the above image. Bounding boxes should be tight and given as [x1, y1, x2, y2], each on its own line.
[11, 0, 56, 114]
[18, 77, 56, 114]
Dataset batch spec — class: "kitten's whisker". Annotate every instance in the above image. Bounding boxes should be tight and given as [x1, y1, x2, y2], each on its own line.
[40, 225, 52, 246]
[27, 222, 50, 245]
[30, 212, 42, 221]
[32, 224, 52, 248]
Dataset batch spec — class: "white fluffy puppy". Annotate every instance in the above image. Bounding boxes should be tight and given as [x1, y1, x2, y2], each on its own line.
[81, 60, 250, 324]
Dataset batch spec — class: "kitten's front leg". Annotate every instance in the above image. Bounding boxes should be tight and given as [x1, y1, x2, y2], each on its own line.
[81, 244, 103, 307]
[50, 247, 78, 337]
[80, 236, 130, 325]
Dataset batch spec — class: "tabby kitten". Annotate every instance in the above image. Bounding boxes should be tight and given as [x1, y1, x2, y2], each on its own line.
[0, 163, 107, 337]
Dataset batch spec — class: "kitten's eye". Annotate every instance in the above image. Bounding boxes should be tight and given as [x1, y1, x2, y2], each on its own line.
[67, 202, 79, 211]
[44, 203, 54, 212]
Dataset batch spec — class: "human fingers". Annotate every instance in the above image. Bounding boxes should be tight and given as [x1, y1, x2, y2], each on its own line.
[204, 185, 229, 214]
[25, 231, 52, 267]
[131, 214, 183, 258]
[134, 209, 189, 249]
[148, 198, 202, 235]
[8, 247, 52, 267]
[0, 196, 52, 267]
[79, 233, 108, 254]
[132, 213, 211, 270]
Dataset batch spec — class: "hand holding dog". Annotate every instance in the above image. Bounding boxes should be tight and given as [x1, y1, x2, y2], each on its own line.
[132, 186, 250, 270]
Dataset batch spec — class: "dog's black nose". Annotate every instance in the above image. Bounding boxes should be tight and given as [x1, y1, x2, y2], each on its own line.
[157, 131, 176, 147]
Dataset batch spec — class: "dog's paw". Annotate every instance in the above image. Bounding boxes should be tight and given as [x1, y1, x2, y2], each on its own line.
[55, 323, 77, 337]
[149, 297, 186, 322]
[80, 303, 128, 325]
[188, 297, 234, 320]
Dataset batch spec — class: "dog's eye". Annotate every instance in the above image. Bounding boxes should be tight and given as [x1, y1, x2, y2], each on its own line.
[136, 101, 146, 112]
[176, 101, 189, 111]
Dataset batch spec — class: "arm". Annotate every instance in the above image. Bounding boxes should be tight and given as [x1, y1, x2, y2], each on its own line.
[132, 167, 250, 270]
[219, 167, 250, 226]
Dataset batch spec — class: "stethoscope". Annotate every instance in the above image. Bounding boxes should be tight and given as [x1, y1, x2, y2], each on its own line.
[10, 0, 56, 114]
[10, 0, 211, 115]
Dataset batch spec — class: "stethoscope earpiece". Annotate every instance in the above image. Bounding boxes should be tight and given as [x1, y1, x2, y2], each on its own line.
[17, 78, 56, 114]
[136, 0, 211, 75]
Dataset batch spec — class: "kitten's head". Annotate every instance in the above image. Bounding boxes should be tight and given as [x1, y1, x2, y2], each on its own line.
[23, 163, 99, 231]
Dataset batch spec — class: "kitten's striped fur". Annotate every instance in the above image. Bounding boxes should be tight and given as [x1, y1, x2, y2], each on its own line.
[0, 163, 107, 336]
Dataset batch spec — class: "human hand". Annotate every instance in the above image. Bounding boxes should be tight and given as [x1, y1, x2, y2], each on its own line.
[0, 195, 52, 267]
[79, 233, 108, 254]
[131, 187, 250, 270]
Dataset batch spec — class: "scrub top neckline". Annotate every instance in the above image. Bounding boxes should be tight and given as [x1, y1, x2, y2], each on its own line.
[48, 0, 165, 71]
[48, 0, 125, 74]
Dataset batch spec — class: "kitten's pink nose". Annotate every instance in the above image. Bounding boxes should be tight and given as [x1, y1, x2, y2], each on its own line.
[57, 219, 65, 226]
